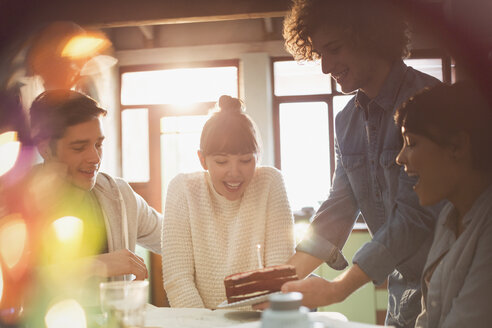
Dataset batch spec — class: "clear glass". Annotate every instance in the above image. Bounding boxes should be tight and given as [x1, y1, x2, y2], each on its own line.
[122, 108, 150, 183]
[274, 60, 331, 96]
[121, 66, 238, 105]
[99, 280, 149, 328]
[160, 115, 209, 207]
[404, 58, 443, 81]
[279, 102, 331, 211]
[333, 95, 354, 121]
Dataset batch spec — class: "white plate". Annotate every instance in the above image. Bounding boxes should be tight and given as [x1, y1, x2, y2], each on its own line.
[217, 292, 281, 309]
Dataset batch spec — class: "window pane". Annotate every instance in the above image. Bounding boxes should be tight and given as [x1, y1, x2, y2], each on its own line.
[279, 102, 331, 211]
[404, 58, 443, 81]
[274, 61, 331, 96]
[333, 95, 354, 120]
[122, 109, 149, 182]
[121, 66, 238, 105]
[160, 115, 208, 206]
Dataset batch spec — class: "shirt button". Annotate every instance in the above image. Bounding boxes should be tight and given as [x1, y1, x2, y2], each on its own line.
[431, 301, 437, 307]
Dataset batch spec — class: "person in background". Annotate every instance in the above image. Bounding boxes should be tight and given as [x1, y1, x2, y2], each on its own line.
[2, 89, 162, 280]
[395, 82, 492, 328]
[276, 0, 442, 326]
[161, 95, 295, 309]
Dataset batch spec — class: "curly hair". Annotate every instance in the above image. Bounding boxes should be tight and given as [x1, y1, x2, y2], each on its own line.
[283, 0, 410, 61]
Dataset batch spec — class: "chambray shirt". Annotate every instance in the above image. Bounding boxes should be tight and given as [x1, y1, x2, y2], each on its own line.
[297, 60, 442, 327]
[416, 184, 492, 328]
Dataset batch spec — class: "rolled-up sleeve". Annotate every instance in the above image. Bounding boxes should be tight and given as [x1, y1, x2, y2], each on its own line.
[353, 165, 442, 284]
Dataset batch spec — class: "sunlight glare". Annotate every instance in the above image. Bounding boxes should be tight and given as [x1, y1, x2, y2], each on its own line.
[294, 222, 311, 244]
[44, 299, 87, 328]
[0, 216, 27, 269]
[61, 34, 110, 59]
[0, 131, 21, 176]
[52, 216, 83, 243]
[121, 66, 237, 106]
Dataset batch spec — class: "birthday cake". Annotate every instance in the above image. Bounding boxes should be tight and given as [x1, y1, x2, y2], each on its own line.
[224, 264, 298, 303]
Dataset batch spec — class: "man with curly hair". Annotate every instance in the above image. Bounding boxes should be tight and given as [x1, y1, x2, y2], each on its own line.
[277, 0, 443, 326]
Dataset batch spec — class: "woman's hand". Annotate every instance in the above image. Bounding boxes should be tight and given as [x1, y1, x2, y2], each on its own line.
[93, 249, 148, 280]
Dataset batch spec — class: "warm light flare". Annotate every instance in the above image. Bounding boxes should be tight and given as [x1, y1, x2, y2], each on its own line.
[0, 265, 4, 304]
[0, 217, 27, 269]
[44, 299, 87, 328]
[294, 222, 311, 243]
[52, 217, 83, 243]
[0, 131, 21, 176]
[61, 34, 109, 59]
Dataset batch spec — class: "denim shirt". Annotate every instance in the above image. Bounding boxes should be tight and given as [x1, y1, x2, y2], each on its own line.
[297, 60, 443, 327]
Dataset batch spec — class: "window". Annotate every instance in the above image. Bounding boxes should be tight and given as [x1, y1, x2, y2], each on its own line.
[119, 61, 239, 306]
[160, 115, 208, 206]
[121, 66, 238, 105]
[279, 102, 330, 210]
[121, 108, 150, 182]
[120, 62, 238, 185]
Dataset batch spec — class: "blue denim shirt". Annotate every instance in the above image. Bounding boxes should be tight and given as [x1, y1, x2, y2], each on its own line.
[297, 60, 443, 327]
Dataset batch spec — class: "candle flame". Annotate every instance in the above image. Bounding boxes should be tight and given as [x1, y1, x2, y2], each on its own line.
[256, 244, 263, 269]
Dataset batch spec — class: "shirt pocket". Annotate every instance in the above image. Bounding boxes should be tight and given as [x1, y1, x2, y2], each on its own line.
[379, 150, 401, 200]
[340, 154, 368, 204]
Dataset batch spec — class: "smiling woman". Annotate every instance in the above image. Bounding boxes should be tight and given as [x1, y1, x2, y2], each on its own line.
[394, 82, 492, 328]
[161, 95, 295, 309]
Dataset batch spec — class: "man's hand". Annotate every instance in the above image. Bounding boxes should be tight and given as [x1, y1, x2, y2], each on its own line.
[280, 276, 342, 309]
[93, 249, 148, 280]
[282, 264, 371, 309]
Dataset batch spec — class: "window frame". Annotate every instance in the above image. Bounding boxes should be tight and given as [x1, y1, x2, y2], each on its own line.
[118, 59, 240, 307]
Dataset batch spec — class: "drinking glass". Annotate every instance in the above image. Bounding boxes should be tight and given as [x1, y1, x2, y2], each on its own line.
[99, 280, 148, 328]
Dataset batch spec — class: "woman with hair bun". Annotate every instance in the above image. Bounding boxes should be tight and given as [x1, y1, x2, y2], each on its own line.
[161, 96, 295, 309]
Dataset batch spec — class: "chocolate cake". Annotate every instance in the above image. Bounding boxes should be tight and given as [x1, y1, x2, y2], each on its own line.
[224, 264, 298, 303]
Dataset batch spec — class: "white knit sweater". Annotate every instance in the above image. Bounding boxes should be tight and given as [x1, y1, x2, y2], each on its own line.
[161, 166, 295, 309]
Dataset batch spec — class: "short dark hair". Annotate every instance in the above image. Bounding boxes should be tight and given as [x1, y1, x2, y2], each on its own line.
[200, 95, 261, 156]
[30, 90, 107, 145]
[283, 0, 410, 61]
[395, 82, 492, 171]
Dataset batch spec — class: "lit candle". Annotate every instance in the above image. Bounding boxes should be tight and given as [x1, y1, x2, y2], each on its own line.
[256, 244, 263, 269]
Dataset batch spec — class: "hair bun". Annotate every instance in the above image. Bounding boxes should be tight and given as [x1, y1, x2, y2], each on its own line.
[218, 95, 243, 114]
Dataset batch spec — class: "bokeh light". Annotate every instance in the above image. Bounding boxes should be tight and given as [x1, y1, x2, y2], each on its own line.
[0, 216, 27, 269]
[0, 131, 21, 177]
[52, 216, 83, 244]
[44, 299, 87, 328]
[61, 34, 110, 59]
[0, 265, 4, 304]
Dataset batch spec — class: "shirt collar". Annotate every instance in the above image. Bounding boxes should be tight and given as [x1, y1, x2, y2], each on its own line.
[355, 60, 408, 113]
[444, 183, 492, 231]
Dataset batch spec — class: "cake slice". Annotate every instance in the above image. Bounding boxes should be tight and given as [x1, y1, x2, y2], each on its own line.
[224, 265, 298, 303]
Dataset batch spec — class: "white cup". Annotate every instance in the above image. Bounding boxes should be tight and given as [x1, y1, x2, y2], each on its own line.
[99, 280, 149, 328]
